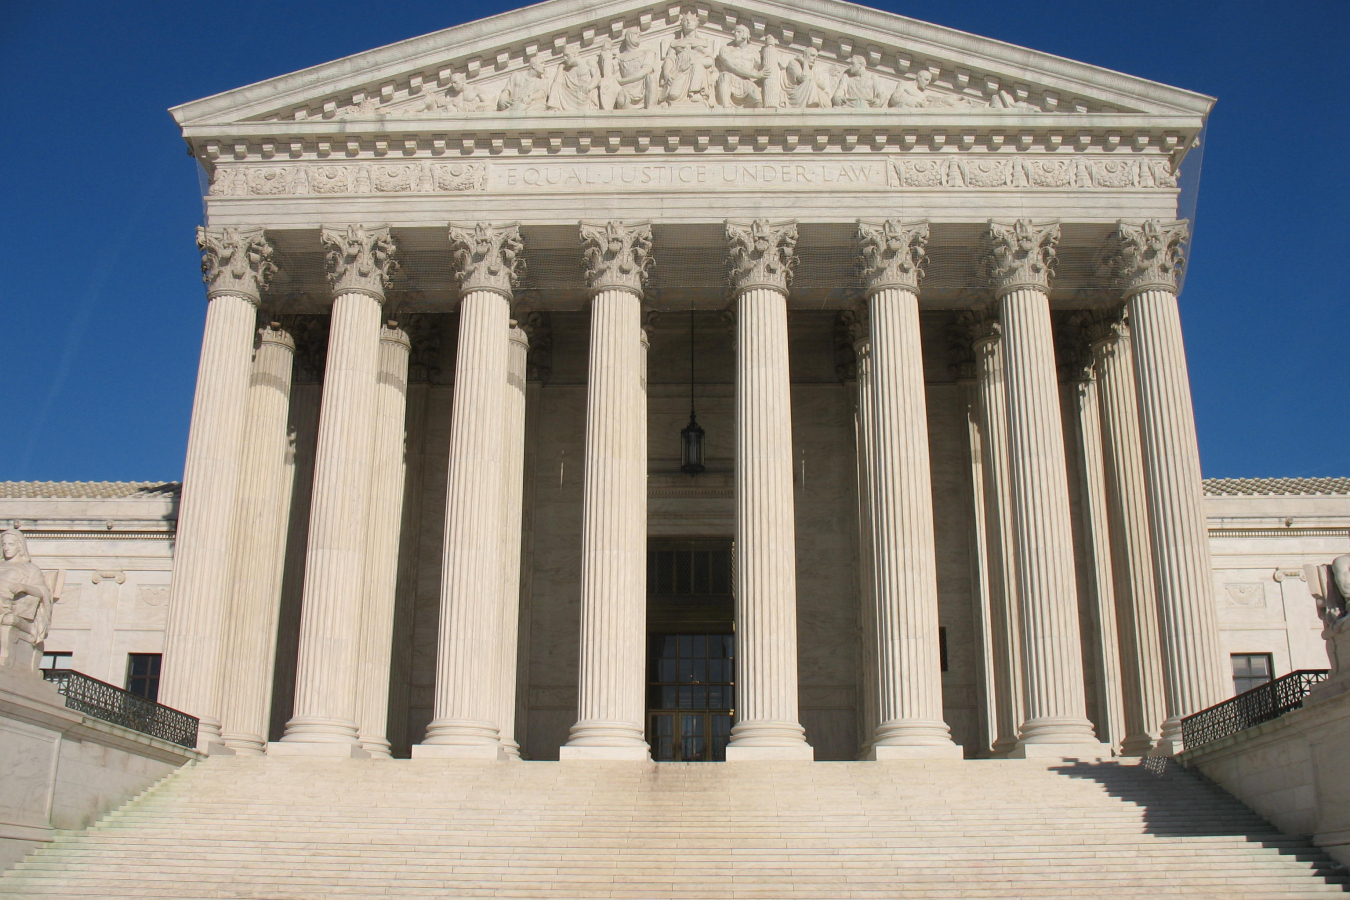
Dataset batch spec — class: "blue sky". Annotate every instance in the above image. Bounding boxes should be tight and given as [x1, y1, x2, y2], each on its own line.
[1, 0, 1345, 481]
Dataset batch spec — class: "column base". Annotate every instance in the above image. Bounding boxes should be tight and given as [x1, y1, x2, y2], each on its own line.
[1006, 741, 1112, 760]
[360, 738, 393, 759]
[412, 743, 507, 760]
[725, 744, 814, 761]
[267, 741, 369, 759]
[559, 744, 651, 761]
[867, 743, 964, 761]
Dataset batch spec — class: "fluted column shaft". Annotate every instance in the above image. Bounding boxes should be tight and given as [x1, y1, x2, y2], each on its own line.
[419, 290, 510, 756]
[866, 287, 958, 756]
[355, 324, 412, 758]
[971, 330, 1023, 754]
[495, 324, 530, 759]
[160, 289, 259, 746]
[728, 287, 811, 757]
[1068, 372, 1127, 751]
[999, 288, 1099, 751]
[219, 324, 296, 754]
[1128, 288, 1226, 747]
[1092, 325, 1167, 754]
[562, 289, 649, 758]
[850, 338, 881, 753]
[279, 290, 384, 751]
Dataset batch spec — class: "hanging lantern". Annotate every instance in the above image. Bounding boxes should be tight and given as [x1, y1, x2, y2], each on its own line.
[680, 307, 706, 476]
[680, 411, 705, 475]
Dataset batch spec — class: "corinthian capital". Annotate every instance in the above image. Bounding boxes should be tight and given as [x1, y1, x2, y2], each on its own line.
[580, 221, 653, 297]
[1106, 219, 1189, 297]
[321, 224, 398, 300]
[196, 226, 276, 305]
[982, 219, 1060, 297]
[857, 220, 928, 294]
[1081, 307, 1129, 359]
[726, 219, 797, 296]
[449, 222, 525, 299]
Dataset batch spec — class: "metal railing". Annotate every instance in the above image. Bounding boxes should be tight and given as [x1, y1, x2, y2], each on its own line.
[1181, 669, 1329, 750]
[42, 669, 199, 749]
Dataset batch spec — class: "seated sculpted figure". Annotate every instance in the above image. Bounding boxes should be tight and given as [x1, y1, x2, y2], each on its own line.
[598, 29, 658, 110]
[831, 56, 886, 108]
[0, 530, 54, 674]
[715, 24, 764, 108]
[497, 57, 550, 112]
[659, 11, 714, 106]
[783, 47, 831, 108]
[888, 70, 953, 109]
[547, 45, 599, 111]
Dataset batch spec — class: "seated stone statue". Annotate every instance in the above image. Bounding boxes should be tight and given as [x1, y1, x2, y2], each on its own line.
[0, 530, 55, 674]
[1304, 555, 1350, 700]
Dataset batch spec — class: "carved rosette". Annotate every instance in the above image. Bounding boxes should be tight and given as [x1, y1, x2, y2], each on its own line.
[982, 219, 1060, 297]
[726, 219, 798, 296]
[448, 222, 525, 300]
[320, 224, 399, 301]
[1106, 219, 1189, 297]
[580, 221, 653, 298]
[197, 226, 277, 305]
[857, 220, 929, 295]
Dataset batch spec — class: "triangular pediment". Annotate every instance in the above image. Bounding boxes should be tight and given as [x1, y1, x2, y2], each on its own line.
[171, 0, 1212, 131]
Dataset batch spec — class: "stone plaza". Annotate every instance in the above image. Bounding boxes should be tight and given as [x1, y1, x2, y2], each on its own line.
[2, 0, 1349, 894]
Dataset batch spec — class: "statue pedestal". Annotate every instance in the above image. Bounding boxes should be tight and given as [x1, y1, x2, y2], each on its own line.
[1309, 618, 1350, 705]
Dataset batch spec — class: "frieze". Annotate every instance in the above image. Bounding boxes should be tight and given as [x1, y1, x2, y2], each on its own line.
[206, 154, 1176, 199]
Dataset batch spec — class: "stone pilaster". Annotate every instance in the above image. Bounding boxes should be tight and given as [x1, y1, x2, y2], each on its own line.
[276, 224, 396, 757]
[355, 322, 412, 759]
[563, 221, 652, 760]
[983, 220, 1103, 756]
[857, 221, 958, 758]
[1061, 339, 1127, 752]
[162, 226, 275, 750]
[219, 321, 296, 754]
[1108, 220, 1225, 752]
[1086, 312, 1168, 755]
[495, 321, 530, 759]
[967, 318, 1023, 755]
[417, 223, 522, 758]
[725, 219, 812, 760]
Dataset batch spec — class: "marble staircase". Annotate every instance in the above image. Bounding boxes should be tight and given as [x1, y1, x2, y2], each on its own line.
[2, 756, 1347, 899]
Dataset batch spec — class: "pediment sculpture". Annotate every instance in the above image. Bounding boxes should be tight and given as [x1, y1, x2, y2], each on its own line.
[346, 11, 1066, 121]
[0, 530, 62, 675]
[1304, 556, 1350, 699]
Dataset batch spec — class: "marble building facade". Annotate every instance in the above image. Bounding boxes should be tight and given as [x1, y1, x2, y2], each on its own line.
[50, 0, 1343, 761]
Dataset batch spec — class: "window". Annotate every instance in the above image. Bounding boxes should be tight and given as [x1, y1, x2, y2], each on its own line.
[126, 653, 162, 702]
[40, 651, 72, 671]
[1231, 653, 1273, 695]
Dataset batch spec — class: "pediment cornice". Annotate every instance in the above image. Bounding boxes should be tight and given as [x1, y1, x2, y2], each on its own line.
[170, 0, 1214, 136]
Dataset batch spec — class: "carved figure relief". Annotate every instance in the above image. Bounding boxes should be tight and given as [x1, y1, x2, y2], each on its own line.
[660, 11, 716, 106]
[498, 57, 550, 112]
[600, 29, 658, 109]
[547, 45, 601, 111]
[0, 531, 58, 674]
[783, 47, 831, 108]
[715, 24, 765, 108]
[832, 56, 886, 108]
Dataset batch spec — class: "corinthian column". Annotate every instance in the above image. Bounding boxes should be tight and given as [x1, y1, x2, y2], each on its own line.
[162, 226, 275, 750]
[967, 317, 1023, 755]
[416, 223, 523, 758]
[276, 224, 397, 756]
[725, 219, 812, 760]
[562, 221, 653, 760]
[1108, 220, 1225, 753]
[855, 220, 959, 759]
[496, 321, 530, 759]
[983, 220, 1103, 757]
[355, 322, 412, 758]
[1086, 312, 1168, 755]
[219, 322, 296, 754]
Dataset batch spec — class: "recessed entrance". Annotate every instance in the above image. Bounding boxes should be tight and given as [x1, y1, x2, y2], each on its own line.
[646, 540, 735, 761]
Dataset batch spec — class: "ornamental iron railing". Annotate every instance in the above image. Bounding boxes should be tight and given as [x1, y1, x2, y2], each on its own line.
[1181, 669, 1329, 750]
[42, 669, 199, 749]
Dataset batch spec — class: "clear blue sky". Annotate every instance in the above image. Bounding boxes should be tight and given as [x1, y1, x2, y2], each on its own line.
[1, 1, 1345, 482]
